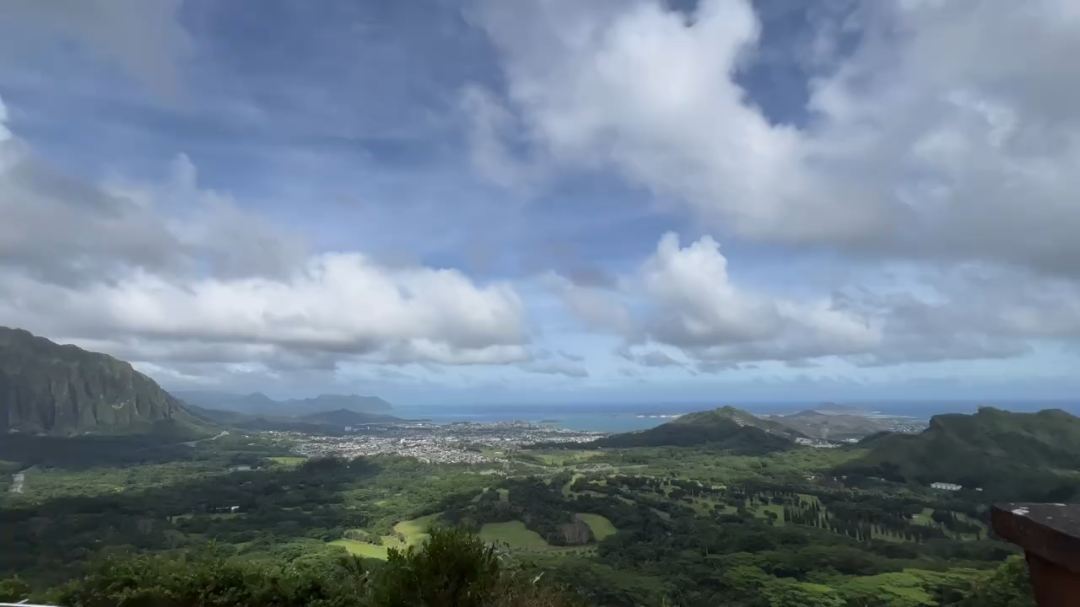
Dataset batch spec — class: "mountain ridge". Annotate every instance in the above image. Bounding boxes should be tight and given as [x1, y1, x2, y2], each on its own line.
[185, 403, 401, 435]
[774, 409, 895, 441]
[0, 327, 207, 436]
[590, 405, 797, 453]
[175, 390, 392, 417]
[840, 406, 1080, 500]
[297, 408, 399, 425]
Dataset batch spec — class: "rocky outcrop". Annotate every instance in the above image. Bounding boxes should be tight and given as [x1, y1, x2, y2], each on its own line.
[0, 327, 199, 435]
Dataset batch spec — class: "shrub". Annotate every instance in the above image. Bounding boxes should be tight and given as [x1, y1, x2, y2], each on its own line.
[53, 528, 575, 607]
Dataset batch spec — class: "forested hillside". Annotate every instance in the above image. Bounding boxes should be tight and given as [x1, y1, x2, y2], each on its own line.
[841, 407, 1080, 500]
[590, 406, 796, 452]
[0, 327, 206, 436]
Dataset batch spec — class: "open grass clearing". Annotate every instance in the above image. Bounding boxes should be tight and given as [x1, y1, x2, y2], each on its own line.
[561, 473, 583, 497]
[478, 521, 550, 549]
[267, 456, 307, 467]
[576, 513, 617, 540]
[911, 507, 935, 526]
[329, 539, 388, 560]
[528, 450, 605, 467]
[329, 513, 440, 560]
[388, 513, 438, 545]
[746, 501, 786, 525]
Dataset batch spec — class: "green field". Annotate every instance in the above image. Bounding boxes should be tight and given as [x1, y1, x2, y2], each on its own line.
[750, 502, 785, 525]
[386, 513, 438, 547]
[576, 513, 617, 540]
[329, 538, 390, 559]
[528, 450, 605, 467]
[329, 513, 440, 560]
[478, 521, 550, 549]
[912, 507, 935, 526]
[3, 461, 232, 502]
[267, 456, 307, 467]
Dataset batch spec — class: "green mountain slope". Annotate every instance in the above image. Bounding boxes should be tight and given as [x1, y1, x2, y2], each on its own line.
[841, 407, 1080, 500]
[678, 406, 806, 439]
[776, 409, 894, 441]
[592, 406, 797, 453]
[0, 327, 207, 436]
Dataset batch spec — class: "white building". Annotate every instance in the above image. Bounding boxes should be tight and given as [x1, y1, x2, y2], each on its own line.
[930, 482, 962, 491]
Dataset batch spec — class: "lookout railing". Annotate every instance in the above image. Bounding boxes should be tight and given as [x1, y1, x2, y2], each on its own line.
[992, 502, 1080, 607]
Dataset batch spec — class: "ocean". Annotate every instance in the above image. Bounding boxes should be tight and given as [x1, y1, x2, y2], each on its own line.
[391, 400, 1080, 433]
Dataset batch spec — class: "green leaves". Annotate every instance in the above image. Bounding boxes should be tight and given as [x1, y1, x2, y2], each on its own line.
[51, 529, 574, 607]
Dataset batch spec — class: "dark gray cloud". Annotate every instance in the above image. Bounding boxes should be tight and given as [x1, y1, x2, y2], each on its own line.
[0, 143, 305, 287]
[0, 149, 184, 284]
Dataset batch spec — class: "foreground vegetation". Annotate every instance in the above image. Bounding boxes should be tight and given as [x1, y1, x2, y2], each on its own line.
[1, 528, 576, 607]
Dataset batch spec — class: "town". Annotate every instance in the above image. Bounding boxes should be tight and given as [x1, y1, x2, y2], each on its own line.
[285, 420, 605, 464]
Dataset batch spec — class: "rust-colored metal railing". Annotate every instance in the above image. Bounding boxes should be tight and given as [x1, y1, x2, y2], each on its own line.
[993, 503, 1080, 607]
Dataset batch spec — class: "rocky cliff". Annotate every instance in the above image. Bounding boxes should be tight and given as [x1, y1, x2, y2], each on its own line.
[0, 327, 201, 435]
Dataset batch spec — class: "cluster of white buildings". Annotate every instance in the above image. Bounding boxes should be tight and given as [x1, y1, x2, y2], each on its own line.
[296, 434, 493, 464]
[286, 421, 604, 465]
[794, 437, 841, 448]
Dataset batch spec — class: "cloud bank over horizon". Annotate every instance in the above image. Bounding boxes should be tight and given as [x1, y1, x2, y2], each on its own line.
[2, 0, 1079, 403]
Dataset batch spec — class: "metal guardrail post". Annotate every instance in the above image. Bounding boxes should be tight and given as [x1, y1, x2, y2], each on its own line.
[992, 502, 1080, 607]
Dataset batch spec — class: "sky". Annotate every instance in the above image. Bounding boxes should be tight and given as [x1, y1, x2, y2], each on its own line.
[2, 0, 1080, 405]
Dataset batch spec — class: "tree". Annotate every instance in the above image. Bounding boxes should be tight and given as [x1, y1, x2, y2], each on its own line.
[53, 528, 575, 607]
[956, 556, 1036, 607]
[369, 528, 501, 607]
[0, 577, 31, 603]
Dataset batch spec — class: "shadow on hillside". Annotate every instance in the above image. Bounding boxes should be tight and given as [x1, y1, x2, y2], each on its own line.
[0, 433, 203, 470]
[0, 457, 382, 585]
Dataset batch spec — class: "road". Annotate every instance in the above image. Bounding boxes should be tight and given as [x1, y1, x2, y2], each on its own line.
[181, 430, 230, 448]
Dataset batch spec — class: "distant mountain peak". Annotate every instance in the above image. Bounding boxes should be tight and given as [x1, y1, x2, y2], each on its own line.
[286, 393, 392, 412]
[776, 408, 896, 441]
[175, 390, 392, 417]
[791, 409, 829, 417]
[592, 405, 796, 453]
[297, 408, 398, 425]
[672, 406, 805, 439]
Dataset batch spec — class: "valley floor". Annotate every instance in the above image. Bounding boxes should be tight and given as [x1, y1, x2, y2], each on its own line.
[0, 428, 1025, 606]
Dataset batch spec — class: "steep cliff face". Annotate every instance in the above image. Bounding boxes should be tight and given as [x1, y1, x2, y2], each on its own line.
[0, 327, 199, 435]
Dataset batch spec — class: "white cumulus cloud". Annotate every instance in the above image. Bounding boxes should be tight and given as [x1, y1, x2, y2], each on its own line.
[472, 0, 1080, 273]
[637, 233, 880, 365]
[0, 105, 530, 376]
